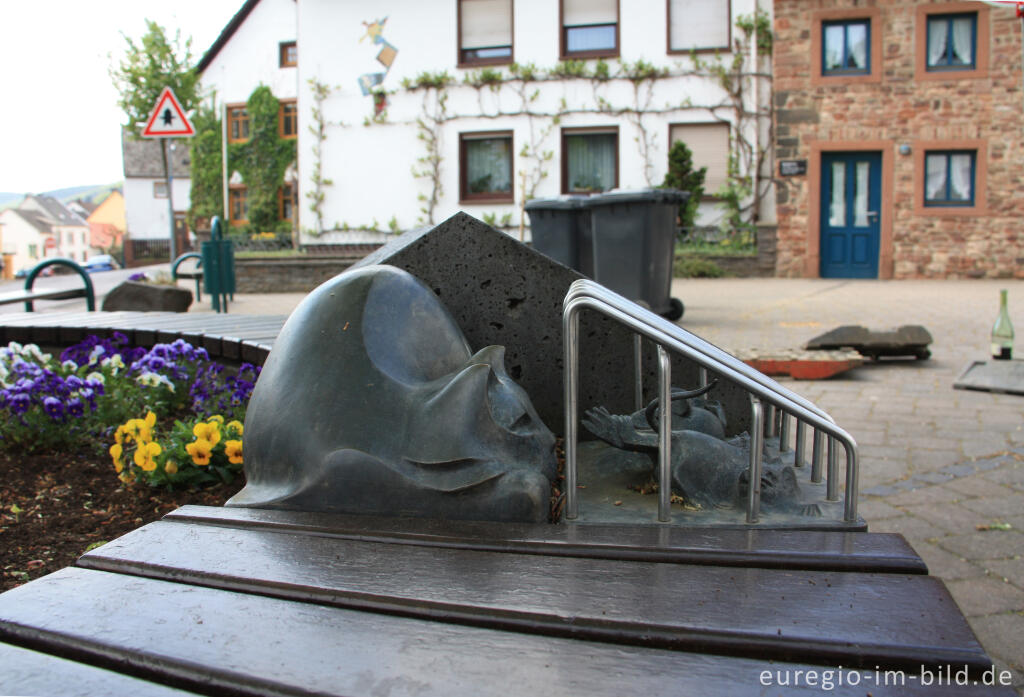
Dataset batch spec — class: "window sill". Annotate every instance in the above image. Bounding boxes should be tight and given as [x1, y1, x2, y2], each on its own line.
[457, 56, 513, 69]
[560, 49, 619, 61]
[915, 66, 988, 82]
[668, 46, 731, 56]
[459, 195, 515, 205]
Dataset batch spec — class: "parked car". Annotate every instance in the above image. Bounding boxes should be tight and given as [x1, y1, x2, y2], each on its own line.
[83, 255, 120, 273]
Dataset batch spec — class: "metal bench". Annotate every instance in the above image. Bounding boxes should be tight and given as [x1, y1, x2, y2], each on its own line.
[0, 258, 95, 312]
[171, 252, 203, 302]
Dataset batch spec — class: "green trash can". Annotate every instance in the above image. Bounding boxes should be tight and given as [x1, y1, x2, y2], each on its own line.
[524, 196, 595, 277]
[587, 188, 688, 320]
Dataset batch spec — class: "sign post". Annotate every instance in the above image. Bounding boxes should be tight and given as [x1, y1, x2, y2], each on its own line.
[141, 86, 195, 264]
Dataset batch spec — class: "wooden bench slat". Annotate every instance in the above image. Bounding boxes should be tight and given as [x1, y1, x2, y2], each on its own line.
[0, 568, 1009, 697]
[0, 642, 202, 697]
[80, 520, 985, 671]
[167, 504, 927, 573]
[0, 288, 88, 304]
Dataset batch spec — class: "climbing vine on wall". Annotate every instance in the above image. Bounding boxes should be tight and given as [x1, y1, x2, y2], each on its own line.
[229, 86, 297, 234]
[306, 79, 334, 235]
[189, 86, 298, 236]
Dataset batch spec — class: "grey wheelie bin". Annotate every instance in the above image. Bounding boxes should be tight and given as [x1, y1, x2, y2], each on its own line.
[587, 188, 688, 320]
[524, 196, 595, 277]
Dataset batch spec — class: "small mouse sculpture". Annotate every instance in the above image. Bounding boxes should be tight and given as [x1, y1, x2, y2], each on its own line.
[583, 389, 810, 513]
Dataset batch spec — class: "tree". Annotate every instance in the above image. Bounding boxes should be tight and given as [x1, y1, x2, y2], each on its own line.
[187, 105, 223, 232]
[661, 141, 706, 233]
[110, 20, 200, 132]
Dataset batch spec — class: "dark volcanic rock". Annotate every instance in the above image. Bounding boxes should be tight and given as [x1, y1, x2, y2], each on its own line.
[101, 281, 193, 312]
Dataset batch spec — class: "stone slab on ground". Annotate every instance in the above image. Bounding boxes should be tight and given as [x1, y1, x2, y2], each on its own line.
[955, 360, 1024, 396]
[805, 324, 933, 360]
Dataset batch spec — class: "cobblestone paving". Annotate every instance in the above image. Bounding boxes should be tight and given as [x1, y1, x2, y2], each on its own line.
[674, 277, 1024, 693]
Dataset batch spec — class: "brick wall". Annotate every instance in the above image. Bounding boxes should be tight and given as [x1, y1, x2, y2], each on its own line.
[773, 0, 1024, 279]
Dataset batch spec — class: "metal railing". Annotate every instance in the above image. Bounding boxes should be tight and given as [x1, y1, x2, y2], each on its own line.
[563, 279, 859, 524]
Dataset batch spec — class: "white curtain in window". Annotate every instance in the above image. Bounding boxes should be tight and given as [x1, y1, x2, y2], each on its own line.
[670, 123, 729, 194]
[824, 25, 844, 70]
[465, 138, 511, 193]
[567, 134, 616, 192]
[949, 153, 973, 200]
[829, 162, 846, 227]
[846, 23, 867, 69]
[951, 16, 973, 65]
[670, 0, 729, 50]
[564, 0, 615, 26]
[927, 18, 947, 65]
[461, 0, 512, 49]
[853, 161, 869, 227]
[925, 154, 947, 200]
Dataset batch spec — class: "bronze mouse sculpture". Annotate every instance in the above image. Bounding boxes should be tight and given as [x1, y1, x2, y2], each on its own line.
[229, 265, 557, 523]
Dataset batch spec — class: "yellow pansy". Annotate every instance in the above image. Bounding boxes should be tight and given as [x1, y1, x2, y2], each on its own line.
[109, 443, 124, 472]
[227, 420, 244, 436]
[187, 438, 214, 466]
[164, 460, 179, 475]
[207, 415, 224, 424]
[133, 441, 162, 472]
[225, 439, 243, 465]
[193, 421, 221, 446]
[115, 425, 127, 445]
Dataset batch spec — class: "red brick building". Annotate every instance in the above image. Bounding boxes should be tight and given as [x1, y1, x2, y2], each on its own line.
[772, 0, 1024, 278]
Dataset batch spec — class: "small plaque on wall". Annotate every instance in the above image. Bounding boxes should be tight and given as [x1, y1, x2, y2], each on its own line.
[779, 160, 807, 176]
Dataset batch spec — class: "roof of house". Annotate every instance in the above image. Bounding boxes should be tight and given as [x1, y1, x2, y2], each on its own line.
[196, 0, 262, 75]
[1, 208, 54, 234]
[69, 198, 98, 215]
[122, 129, 191, 178]
[19, 194, 87, 226]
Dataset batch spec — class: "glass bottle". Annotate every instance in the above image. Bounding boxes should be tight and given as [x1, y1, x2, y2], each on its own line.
[991, 289, 1014, 360]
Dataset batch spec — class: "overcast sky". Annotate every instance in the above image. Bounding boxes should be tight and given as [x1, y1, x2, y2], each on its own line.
[1, 1, 243, 193]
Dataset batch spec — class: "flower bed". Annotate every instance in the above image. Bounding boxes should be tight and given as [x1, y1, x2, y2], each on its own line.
[0, 334, 260, 591]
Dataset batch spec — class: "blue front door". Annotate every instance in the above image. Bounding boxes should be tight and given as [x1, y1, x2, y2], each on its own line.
[820, 152, 881, 278]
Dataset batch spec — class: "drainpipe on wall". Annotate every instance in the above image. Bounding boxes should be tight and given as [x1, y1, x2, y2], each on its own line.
[749, 0, 759, 224]
[221, 100, 229, 224]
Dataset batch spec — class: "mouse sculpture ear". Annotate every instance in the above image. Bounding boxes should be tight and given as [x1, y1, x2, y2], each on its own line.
[468, 345, 509, 379]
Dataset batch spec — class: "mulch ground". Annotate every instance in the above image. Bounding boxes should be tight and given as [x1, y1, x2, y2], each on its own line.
[0, 450, 244, 592]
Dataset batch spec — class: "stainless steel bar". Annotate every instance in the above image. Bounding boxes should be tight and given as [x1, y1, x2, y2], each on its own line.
[563, 306, 581, 520]
[779, 411, 791, 452]
[844, 440, 859, 521]
[698, 366, 708, 387]
[827, 436, 839, 501]
[765, 404, 777, 437]
[657, 345, 672, 523]
[563, 281, 833, 424]
[811, 429, 824, 483]
[747, 396, 765, 523]
[633, 334, 643, 411]
[794, 420, 806, 466]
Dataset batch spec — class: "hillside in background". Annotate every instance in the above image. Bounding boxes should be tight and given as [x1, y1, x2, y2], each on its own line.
[0, 182, 122, 211]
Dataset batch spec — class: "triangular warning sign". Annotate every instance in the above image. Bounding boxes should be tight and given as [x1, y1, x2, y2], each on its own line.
[141, 86, 195, 138]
